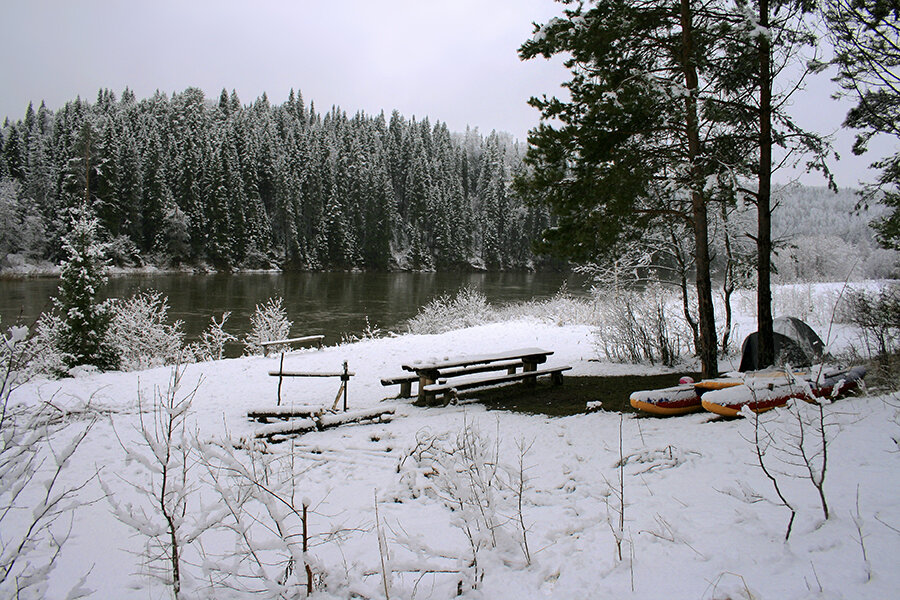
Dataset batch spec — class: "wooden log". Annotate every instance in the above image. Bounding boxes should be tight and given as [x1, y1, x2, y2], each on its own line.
[255, 418, 318, 438]
[253, 406, 397, 440]
[317, 406, 396, 428]
[247, 405, 322, 421]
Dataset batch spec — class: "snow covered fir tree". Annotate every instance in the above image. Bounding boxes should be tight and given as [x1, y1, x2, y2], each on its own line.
[54, 203, 119, 371]
[0, 88, 551, 272]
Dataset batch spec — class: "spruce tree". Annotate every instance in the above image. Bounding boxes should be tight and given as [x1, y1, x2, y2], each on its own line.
[55, 204, 118, 371]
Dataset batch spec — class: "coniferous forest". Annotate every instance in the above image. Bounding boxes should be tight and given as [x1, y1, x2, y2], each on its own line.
[0, 87, 552, 271]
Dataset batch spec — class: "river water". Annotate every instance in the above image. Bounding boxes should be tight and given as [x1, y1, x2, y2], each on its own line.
[1, 271, 589, 356]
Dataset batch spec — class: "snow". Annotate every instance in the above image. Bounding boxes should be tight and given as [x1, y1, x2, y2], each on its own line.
[7, 315, 900, 599]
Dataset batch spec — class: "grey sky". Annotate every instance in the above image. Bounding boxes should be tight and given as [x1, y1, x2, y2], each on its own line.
[1, 0, 893, 189]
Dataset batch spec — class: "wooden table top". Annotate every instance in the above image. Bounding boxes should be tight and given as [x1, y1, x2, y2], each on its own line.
[402, 347, 552, 372]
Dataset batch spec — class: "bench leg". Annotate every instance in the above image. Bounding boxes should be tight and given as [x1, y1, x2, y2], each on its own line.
[400, 381, 412, 398]
[551, 371, 564, 385]
[441, 389, 456, 406]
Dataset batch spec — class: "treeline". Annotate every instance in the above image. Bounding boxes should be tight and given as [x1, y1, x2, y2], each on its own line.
[0, 87, 552, 271]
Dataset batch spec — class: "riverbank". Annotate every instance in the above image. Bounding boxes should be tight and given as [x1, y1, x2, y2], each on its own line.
[7, 317, 898, 599]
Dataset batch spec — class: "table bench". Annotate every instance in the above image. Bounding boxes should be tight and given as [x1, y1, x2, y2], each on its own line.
[381, 359, 525, 398]
[401, 348, 568, 405]
[423, 365, 572, 404]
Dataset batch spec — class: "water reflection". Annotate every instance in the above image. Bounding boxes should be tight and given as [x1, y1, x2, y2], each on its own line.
[1, 272, 589, 357]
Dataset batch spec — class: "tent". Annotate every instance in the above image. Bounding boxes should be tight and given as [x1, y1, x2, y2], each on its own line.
[738, 316, 825, 372]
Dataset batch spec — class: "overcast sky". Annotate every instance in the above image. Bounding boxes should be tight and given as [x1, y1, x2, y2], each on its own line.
[1, 0, 894, 189]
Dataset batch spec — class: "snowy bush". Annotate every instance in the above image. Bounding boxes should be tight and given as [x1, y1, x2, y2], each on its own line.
[592, 285, 691, 366]
[103, 365, 213, 597]
[1, 319, 95, 598]
[493, 284, 599, 326]
[406, 287, 493, 334]
[1, 318, 30, 399]
[841, 285, 900, 357]
[397, 421, 534, 590]
[198, 440, 327, 597]
[22, 312, 70, 378]
[190, 312, 236, 362]
[773, 234, 863, 284]
[408, 286, 599, 335]
[108, 290, 187, 371]
[244, 297, 292, 355]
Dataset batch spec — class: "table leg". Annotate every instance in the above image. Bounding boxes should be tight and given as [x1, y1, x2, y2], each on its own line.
[417, 375, 435, 405]
[523, 360, 537, 386]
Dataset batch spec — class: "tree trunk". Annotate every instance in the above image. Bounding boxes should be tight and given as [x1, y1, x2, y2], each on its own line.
[721, 202, 735, 355]
[680, 0, 719, 379]
[757, 0, 775, 369]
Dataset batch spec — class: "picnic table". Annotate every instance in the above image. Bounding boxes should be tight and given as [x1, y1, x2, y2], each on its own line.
[401, 347, 567, 405]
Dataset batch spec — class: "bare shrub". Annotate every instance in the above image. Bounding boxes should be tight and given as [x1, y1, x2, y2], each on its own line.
[197, 439, 327, 598]
[102, 365, 217, 597]
[593, 285, 690, 366]
[244, 297, 292, 355]
[398, 419, 534, 591]
[742, 389, 837, 539]
[190, 312, 236, 362]
[1, 320, 95, 598]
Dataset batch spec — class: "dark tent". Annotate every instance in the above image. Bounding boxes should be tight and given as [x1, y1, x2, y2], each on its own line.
[738, 316, 825, 372]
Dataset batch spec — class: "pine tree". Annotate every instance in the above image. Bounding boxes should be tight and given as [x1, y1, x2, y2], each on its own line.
[517, 0, 757, 377]
[725, 0, 829, 368]
[827, 0, 900, 250]
[55, 204, 118, 371]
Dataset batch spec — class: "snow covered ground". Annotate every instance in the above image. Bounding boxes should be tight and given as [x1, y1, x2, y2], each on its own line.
[6, 298, 900, 599]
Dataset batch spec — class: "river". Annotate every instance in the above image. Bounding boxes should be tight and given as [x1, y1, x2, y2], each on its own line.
[0, 271, 590, 356]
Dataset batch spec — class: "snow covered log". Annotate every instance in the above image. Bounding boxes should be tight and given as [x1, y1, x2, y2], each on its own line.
[253, 406, 397, 441]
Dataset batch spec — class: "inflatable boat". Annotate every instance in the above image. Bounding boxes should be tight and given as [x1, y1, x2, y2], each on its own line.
[629, 377, 742, 415]
[629, 317, 864, 417]
[700, 365, 866, 417]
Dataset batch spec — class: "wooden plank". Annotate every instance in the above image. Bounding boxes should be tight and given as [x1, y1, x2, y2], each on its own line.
[269, 371, 356, 377]
[402, 347, 552, 372]
[260, 335, 325, 347]
[424, 365, 572, 394]
[436, 360, 523, 378]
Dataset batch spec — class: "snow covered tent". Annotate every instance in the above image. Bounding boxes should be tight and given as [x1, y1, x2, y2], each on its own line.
[738, 316, 825, 372]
